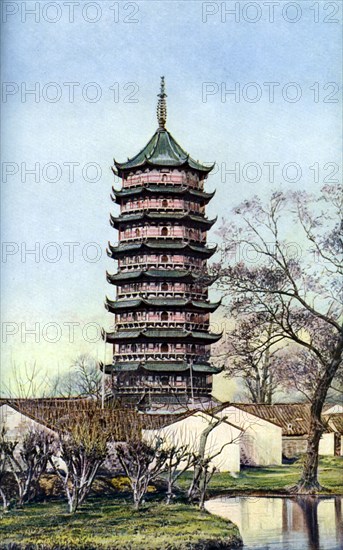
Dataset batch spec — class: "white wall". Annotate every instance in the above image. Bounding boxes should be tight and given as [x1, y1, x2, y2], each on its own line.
[324, 405, 343, 415]
[143, 411, 242, 472]
[319, 432, 335, 456]
[0, 404, 46, 441]
[0, 403, 61, 470]
[215, 406, 282, 466]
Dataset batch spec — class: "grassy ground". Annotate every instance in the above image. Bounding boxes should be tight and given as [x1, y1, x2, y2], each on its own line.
[0, 499, 242, 550]
[0, 457, 341, 549]
[178, 456, 343, 496]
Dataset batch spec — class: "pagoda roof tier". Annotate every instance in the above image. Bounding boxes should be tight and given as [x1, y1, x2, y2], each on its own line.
[113, 128, 214, 177]
[103, 328, 222, 344]
[107, 240, 217, 259]
[109, 212, 217, 230]
[105, 296, 220, 313]
[106, 269, 216, 285]
[104, 361, 222, 375]
[111, 185, 215, 204]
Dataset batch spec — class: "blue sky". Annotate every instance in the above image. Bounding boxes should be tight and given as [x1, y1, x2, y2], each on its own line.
[1, 0, 341, 394]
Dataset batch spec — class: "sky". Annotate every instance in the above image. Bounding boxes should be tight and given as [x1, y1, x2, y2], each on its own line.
[0, 0, 341, 397]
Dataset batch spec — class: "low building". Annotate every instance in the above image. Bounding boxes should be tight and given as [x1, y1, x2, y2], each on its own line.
[143, 403, 283, 471]
[233, 403, 343, 458]
[322, 412, 343, 456]
[214, 404, 282, 467]
[143, 410, 242, 473]
[1, 402, 43, 441]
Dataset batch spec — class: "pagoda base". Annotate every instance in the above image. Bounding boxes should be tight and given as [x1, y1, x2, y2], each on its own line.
[111, 386, 213, 411]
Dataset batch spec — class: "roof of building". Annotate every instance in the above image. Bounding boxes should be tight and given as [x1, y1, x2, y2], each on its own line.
[109, 212, 217, 230]
[322, 405, 343, 415]
[103, 328, 222, 345]
[225, 403, 312, 435]
[107, 240, 217, 259]
[0, 398, 164, 440]
[219, 403, 341, 436]
[113, 129, 214, 177]
[111, 185, 215, 204]
[105, 296, 220, 313]
[106, 269, 216, 285]
[104, 361, 221, 375]
[326, 414, 343, 435]
[113, 78, 214, 177]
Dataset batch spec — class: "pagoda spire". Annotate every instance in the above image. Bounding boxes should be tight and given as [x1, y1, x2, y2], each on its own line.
[157, 76, 167, 129]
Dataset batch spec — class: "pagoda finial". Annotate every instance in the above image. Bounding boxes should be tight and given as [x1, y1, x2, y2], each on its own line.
[157, 76, 167, 129]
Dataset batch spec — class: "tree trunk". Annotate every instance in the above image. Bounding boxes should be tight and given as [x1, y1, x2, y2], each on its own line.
[198, 469, 207, 511]
[294, 335, 343, 493]
[166, 476, 173, 504]
[133, 491, 143, 510]
[295, 418, 323, 493]
[68, 492, 79, 514]
[67, 484, 79, 514]
[0, 487, 9, 512]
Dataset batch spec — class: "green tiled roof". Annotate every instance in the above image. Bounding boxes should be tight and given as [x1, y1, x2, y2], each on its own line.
[105, 361, 222, 374]
[109, 212, 217, 230]
[107, 240, 217, 259]
[113, 129, 214, 176]
[103, 329, 222, 344]
[111, 185, 215, 203]
[106, 269, 216, 285]
[105, 296, 220, 312]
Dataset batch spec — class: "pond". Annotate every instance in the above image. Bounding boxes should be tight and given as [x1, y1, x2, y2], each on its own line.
[205, 496, 343, 550]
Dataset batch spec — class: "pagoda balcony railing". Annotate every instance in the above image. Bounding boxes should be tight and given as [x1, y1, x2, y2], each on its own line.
[115, 385, 212, 395]
[113, 351, 208, 362]
[119, 236, 206, 244]
[121, 206, 202, 215]
[119, 261, 205, 271]
[123, 177, 204, 190]
[119, 265, 205, 273]
[117, 291, 208, 299]
[115, 321, 210, 331]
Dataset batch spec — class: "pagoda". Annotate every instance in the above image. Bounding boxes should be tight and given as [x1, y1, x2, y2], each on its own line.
[103, 77, 222, 408]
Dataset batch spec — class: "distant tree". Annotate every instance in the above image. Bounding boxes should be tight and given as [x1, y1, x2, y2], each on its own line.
[116, 439, 168, 510]
[215, 314, 284, 403]
[5, 428, 53, 507]
[273, 342, 343, 400]
[0, 361, 51, 399]
[215, 185, 342, 493]
[51, 354, 102, 400]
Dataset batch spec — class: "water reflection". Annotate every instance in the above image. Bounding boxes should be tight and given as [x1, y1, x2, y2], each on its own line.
[205, 495, 343, 550]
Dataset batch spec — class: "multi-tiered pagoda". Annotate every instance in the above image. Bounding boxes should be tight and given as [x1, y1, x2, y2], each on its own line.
[103, 78, 222, 408]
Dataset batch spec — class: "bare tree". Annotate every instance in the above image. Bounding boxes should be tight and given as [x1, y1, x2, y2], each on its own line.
[5, 428, 53, 507]
[187, 416, 241, 510]
[0, 428, 14, 511]
[116, 438, 167, 510]
[50, 354, 102, 399]
[215, 315, 284, 403]
[162, 442, 195, 504]
[49, 409, 111, 514]
[1, 361, 51, 399]
[215, 185, 342, 493]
